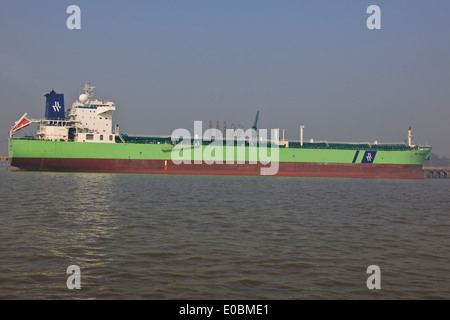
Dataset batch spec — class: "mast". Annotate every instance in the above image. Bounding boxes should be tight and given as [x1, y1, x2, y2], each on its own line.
[408, 127, 415, 147]
[300, 125, 305, 146]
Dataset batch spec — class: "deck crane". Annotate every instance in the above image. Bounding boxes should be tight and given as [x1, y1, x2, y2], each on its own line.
[251, 111, 260, 140]
[252, 111, 260, 131]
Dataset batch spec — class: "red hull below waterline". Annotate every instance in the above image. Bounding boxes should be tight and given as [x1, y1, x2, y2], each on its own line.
[10, 157, 427, 179]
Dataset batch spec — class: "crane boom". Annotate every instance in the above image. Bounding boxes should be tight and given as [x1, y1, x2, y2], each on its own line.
[252, 111, 260, 131]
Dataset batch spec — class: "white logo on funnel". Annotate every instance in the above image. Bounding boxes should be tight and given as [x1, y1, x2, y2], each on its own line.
[52, 101, 61, 112]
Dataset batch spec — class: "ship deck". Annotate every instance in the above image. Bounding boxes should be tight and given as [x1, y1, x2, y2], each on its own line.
[120, 134, 425, 152]
[11, 134, 430, 152]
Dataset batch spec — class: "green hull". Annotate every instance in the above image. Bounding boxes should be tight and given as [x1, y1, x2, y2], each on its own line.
[9, 139, 430, 165]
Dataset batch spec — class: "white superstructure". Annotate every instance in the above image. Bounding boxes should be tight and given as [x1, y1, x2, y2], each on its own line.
[35, 83, 119, 143]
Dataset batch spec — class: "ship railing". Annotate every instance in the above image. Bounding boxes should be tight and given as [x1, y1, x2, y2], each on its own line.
[286, 140, 422, 151]
[126, 134, 172, 138]
[304, 140, 407, 146]
[10, 136, 37, 140]
[27, 118, 81, 126]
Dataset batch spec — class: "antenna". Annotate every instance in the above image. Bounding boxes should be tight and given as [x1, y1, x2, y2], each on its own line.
[209, 120, 212, 139]
[83, 82, 95, 99]
[223, 121, 226, 138]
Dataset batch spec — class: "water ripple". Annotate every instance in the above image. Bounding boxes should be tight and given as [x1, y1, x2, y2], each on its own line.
[0, 171, 449, 299]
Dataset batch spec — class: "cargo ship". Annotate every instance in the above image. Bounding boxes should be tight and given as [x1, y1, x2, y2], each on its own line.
[8, 83, 431, 179]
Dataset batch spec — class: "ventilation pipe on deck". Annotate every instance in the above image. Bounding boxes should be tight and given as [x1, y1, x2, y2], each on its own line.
[300, 125, 305, 146]
[408, 127, 415, 147]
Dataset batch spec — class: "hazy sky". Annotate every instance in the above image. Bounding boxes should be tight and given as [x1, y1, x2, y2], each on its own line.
[1, 0, 449, 156]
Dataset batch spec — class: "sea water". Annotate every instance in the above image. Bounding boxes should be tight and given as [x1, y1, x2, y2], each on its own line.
[0, 168, 449, 299]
